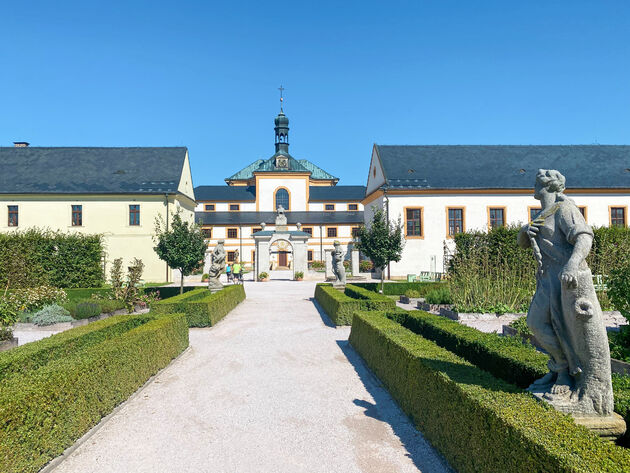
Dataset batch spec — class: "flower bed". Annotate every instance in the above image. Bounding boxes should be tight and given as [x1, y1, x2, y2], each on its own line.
[349, 310, 630, 472]
[0, 312, 188, 473]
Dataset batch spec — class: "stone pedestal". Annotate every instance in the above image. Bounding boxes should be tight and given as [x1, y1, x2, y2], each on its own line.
[572, 413, 626, 442]
[351, 249, 359, 275]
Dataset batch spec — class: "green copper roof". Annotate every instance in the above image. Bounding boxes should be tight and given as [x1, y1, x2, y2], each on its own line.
[225, 156, 337, 182]
[297, 159, 338, 181]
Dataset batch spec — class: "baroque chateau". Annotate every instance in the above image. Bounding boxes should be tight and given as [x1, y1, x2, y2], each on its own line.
[1, 106, 630, 281]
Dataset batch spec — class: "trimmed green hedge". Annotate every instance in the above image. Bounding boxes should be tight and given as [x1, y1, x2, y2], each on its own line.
[0, 315, 150, 381]
[386, 310, 630, 443]
[144, 285, 200, 300]
[151, 285, 245, 327]
[0, 312, 189, 473]
[388, 310, 548, 388]
[349, 310, 630, 473]
[313, 284, 396, 325]
[344, 284, 395, 303]
[64, 288, 113, 301]
[351, 281, 445, 295]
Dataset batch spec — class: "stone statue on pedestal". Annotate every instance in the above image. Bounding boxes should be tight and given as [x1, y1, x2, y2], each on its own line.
[207, 240, 226, 291]
[518, 169, 625, 437]
[332, 241, 346, 286]
[275, 206, 287, 229]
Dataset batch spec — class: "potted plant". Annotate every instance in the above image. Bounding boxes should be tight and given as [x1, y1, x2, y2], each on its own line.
[258, 272, 269, 282]
[201, 273, 209, 282]
[294, 271, 304, 281]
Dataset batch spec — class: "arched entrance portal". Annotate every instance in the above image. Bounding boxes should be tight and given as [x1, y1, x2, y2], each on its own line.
[270, 239, 293, 270]
[253, 230, 309, 280]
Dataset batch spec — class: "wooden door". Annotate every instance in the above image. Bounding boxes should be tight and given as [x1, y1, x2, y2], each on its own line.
[278, 251, 288, 267]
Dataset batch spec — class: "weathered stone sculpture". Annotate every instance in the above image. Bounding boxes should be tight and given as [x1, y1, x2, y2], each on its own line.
[275, 205, 288, 230]
[332, 241, 346, 287]
[207, 240, 226, 292]
[518, 170, 625, 437]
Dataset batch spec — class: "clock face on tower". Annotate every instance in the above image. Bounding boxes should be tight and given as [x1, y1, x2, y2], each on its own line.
[276, 156, 288, 169]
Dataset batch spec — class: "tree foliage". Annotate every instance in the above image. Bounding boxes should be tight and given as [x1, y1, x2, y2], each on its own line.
[154, 212, 207, 294]
[355, 207, 404, 292]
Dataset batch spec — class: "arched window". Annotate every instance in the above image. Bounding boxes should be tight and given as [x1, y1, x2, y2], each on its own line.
[275, 188, 289, 210]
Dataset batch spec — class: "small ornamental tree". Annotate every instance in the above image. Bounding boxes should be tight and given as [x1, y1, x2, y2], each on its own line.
[355, 207, 405, 293]
[153, 212, 207, 294]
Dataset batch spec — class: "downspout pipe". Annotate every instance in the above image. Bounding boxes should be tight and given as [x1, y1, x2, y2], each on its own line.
[164, 193, 170, 282]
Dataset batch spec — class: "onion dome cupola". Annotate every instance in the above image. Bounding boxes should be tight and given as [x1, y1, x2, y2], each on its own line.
[274, 111, 290, 155]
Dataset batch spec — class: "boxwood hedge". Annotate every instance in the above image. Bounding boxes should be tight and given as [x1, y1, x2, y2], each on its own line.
[314, 283, 396, 325]
[351, 281, 445, 296]
[151, 285, 245, 327]
[0, 312, 189, 473]
[388, 310, 548, 388]
[349, 310, 630, 473]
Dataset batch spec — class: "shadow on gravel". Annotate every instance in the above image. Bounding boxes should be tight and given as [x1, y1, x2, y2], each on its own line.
[309, 298, 337, 328]
[336, 340, 454, 473]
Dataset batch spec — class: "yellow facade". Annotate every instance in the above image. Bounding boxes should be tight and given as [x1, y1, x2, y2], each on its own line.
[1, 194, 195, 283]
[1, 151, 197, 283]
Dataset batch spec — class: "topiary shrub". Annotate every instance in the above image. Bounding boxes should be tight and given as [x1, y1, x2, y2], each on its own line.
[30, 304, 74, 326]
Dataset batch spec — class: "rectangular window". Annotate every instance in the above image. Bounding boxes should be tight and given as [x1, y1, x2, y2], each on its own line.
[325, 204, 335, 211]
[72, 205, 82, 226]
[252, 227, 262, 234]
[488, 207, 505, 229]
[578, 206, 587, 221]
[227, 251, 236, 263]
[7, 205, 18, 227]
[229, 204, 240, 211]
[201, 228, 212, 238]
[529, 207, 541, 222]
[327, 227, 337, 238]
[447, 207, 464, 237]
[348, 203, 358, 211]
[352, 226, 361, 238]
[308, 250, 313, 261]
[205, 204, 215, 211]
[227, 228, 238, 239]
[405, 208, 423, 237]
[129, 204, 140, 226]
[611, 207, 627, 227]
[302, 227, 313, 236]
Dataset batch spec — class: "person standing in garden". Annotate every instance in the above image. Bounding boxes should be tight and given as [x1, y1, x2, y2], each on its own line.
[232, 261, 241, 284]
[225, 263, 232, 282]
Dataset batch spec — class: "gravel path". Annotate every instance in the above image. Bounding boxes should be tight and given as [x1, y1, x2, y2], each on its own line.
[51, 281, 451, 473]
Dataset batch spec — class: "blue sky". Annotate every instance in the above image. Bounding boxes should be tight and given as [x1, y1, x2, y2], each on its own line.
[1, 1, 629, 186]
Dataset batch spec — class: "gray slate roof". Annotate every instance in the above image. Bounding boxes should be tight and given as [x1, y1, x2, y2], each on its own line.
[252, 230, 311, 238]
[194, 185, 366, 202]
[375, 145, 630, 190]
[195, 211, 364, 226]
[195, 185, 256, 201]
[309, 185, 366, 201]
[0, 147, 190, 196]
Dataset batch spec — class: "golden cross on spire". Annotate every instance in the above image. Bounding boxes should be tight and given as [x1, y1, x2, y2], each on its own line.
[278, 85, 285, 112]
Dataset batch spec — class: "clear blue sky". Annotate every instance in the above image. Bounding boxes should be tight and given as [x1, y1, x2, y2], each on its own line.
[1, 1, 629, 186]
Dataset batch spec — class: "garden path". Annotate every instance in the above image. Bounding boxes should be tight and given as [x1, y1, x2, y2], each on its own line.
[51, 281, 451, 473]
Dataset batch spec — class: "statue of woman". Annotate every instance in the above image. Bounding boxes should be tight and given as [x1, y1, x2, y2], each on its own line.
[207, 240, 226, 290]
[332, 241, 346, 285]
[517, 170, 614, 416]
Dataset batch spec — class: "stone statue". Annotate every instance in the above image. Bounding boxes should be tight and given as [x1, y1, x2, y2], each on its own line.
[517, 169, 617, 420]
[331, 241, 346, 286]
[275, 206, 287, 226]
[207, 240, 226, 291]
